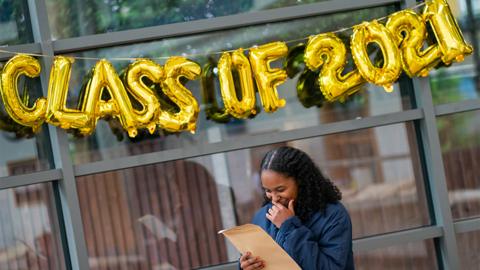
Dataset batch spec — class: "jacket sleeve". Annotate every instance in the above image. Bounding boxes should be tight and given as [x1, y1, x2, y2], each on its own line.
[274, 211, 352, 270]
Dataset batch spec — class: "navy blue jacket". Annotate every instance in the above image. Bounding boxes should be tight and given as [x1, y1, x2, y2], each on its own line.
[251, 202, 355, 270]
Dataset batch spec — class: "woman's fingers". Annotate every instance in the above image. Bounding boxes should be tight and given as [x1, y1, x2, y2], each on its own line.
[244, 259, 265, 270]
[272, 202, 284, 210]
[244, 260, 265, 270]
[240, 254, 264, 270]
[255, 261, 265, 268]
[240, 252, 252, 261]
[267, 206, 279, 222]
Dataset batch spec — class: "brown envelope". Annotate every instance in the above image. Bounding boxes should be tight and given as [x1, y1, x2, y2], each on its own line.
[219, 224, 301, 270]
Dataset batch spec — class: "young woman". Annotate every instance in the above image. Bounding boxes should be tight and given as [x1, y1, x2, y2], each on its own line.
[240, 146, 354, 270]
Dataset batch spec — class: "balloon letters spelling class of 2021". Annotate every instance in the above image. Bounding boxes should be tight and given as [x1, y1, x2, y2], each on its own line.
[0, 0, 473, 138]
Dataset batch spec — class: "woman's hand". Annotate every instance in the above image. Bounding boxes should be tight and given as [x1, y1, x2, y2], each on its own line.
[266, 200, 295, 228]
[240, 251, 265, 270]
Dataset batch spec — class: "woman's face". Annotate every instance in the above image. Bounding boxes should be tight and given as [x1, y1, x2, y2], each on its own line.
[261, 169, 298, 207]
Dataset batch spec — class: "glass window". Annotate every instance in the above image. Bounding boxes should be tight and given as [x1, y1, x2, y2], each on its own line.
[46, 0, 332, 39]
[76, 121, 430, 268]
[354, 239, 438, 269]
[63, 5, 414, 164]
[0, 70, 53, 177]
[457, 229, 480, 269]
[0, 0, 33, 45]
[229, 122, 430, 238]
[77, 162, 229, 269]
[429, 0, 480, 105]
[0, 183, 66, 270]
[438, 110, 480, 220]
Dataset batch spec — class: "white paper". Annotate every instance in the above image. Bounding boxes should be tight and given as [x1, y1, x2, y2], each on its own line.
[219, 224, 301, 270]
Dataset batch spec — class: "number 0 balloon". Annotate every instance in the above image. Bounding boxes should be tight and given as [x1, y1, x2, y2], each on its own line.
[0, 0, 472, 138]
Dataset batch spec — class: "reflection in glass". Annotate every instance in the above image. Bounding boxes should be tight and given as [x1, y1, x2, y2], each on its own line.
[354, 240, 438, 269]
[62, 5, 415, 164]
[0, 0, 33, 45]
[77, 161, 228, 270]
[429, 0, 480, 105]
[0, 184, 65, 270]
[438, 110, 480, 220]
[457, 230, 480, 269]
[76, 121, 430, 268]
[0, 70, 53, 177]
[46, 0, 331, 39]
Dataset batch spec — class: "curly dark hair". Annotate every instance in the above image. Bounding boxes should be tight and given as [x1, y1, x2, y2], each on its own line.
[260, 146, 342, 222]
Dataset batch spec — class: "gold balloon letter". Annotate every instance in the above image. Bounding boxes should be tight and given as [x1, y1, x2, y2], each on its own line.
[46, 56, 90, 129]
[218, 49, 256, 118]
[423, 0, 473, 64]
[386, 10, 442, 77]
[159, 57, 201, 133]
[82, 59, 139, 137]
[305, 33, 365, 101]
[249, 42, 288, 112]
[1, 54, 47, 131]
[201, 58, 231, 123]
[124, 59, 162, 134]
[351, 21, 402, 92]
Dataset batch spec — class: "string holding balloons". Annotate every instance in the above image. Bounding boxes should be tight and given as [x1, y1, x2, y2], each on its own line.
[0, 0, 472, 138]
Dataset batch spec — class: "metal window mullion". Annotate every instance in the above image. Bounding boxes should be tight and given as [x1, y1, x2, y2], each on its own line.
[403, 1, 461, 268]
[27, 0, 90, 269]
[52, 0, 400, 53]
[0, 169, 62, 190]
[454, 217, 480, 234]
[435, 98, 480, 116]
[410, 75, 460, 269]
[353, 226, 443, 252]
[0, 43, 42, 61]
[74, 108, 423, 176]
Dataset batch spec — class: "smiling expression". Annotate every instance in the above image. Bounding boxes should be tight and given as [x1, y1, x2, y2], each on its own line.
[261, 169, 298, 207]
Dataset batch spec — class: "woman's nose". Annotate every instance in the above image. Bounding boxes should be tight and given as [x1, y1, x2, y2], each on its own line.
[272, 193, 280, 203]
